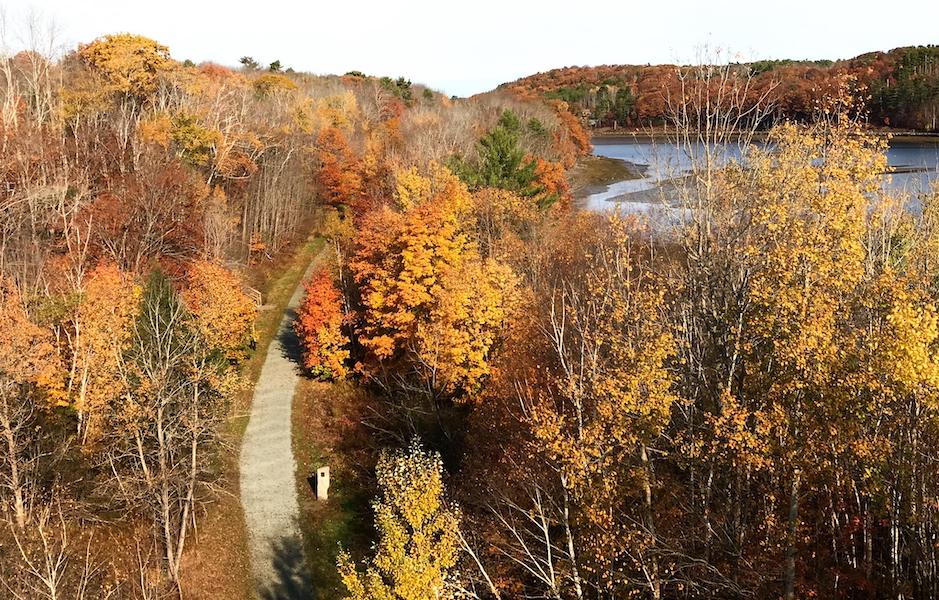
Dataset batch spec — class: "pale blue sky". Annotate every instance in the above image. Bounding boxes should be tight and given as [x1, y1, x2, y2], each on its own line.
[3, 0, 938, 96]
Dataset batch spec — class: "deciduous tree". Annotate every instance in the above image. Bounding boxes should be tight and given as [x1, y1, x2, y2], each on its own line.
[66, 263, 138, 444]
[77, 34, 172, 99]
[315, 126, 364, 210]
[181, 260, 257, 360]
[295, 268, 348, 380]
[0, 278, 58, 530]
[350, 164, 517, 397]
[338, 440, 461, 600]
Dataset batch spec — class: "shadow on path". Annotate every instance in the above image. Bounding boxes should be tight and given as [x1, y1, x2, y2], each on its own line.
[277, 307, 304, 366]
[258, 533, 316, 600]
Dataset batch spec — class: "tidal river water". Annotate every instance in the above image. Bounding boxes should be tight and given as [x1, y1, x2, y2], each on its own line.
[583, 136, 939, 214]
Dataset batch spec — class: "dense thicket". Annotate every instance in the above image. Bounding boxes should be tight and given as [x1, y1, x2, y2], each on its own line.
[322, 76, 939, 600]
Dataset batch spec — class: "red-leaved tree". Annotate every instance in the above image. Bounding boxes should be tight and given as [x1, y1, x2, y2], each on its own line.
[295, 268, 348, 380]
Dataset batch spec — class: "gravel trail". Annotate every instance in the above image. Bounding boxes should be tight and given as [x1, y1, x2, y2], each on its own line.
[240, 255, 320, 599]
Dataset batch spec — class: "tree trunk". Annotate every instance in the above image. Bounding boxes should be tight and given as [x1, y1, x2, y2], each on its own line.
[560, 475, 584, 600]
[0, 393, 27, 530]
[641, 444, 661, 600]
[784, 468, 802, 600]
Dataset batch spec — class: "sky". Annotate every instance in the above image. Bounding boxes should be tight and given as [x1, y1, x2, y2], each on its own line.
[2, 0, 938, 97]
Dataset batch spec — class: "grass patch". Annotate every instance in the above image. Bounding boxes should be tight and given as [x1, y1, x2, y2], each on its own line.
[179, 233, 325, 600]
[292, 378, 377, 599]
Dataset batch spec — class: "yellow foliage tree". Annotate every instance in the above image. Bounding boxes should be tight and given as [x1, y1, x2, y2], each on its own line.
[253, 73, 297, 97]
[416, 258, 517, 393]
[181, 260, 257, 360]
[138, 112, 174, 147]
[739, 119, 885, 390]
[719, 109, 890, 599]
[68, 263, 139, 443]
[78, 33, 173, 98]
[171, 113, 223, 166]
[350, 164, 516, 395]
[908, 185, 939, 290]
[337, 440, 461, 600]
[471, 187, 540, 262]
[526, 216, 677, 595]
[316, 91, 359, 130]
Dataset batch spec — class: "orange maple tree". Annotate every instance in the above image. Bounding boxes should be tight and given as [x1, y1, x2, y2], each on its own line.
[350, 164, 517, 395]
[532, 156, 571, 207]
[294, 268, 348, 380]
[0, 278, 59, 395]
[315, 126, 364, 210]
[552, 102, 592, 165]
[181, 260, 257, 360]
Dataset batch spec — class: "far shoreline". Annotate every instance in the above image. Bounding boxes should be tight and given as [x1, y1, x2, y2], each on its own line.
[590, 128, 939, 144]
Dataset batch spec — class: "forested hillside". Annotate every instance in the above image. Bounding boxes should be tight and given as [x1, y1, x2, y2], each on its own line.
[502, 45, 939, 131]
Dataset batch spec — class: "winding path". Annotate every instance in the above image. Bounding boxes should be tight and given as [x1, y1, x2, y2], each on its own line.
[240, 254, 321, 600]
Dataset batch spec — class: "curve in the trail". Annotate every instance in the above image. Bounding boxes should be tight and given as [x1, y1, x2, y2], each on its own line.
[240, 256, 320, 600]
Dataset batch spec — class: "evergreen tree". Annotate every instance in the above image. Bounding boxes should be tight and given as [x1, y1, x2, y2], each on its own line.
[239, 55, 259, 70]
[612, 87, 635, 124]
[593, 85, 612, 121]
[449, 110, 541, 198]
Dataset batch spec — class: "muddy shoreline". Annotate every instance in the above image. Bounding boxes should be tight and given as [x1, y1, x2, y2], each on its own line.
[570, 155, 644, 199]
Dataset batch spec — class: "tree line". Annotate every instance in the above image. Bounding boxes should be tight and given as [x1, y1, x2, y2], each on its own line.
[501, 45, 939, 131]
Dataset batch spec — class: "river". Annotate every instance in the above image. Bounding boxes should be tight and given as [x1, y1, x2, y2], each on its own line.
[584, 136, 939, 213]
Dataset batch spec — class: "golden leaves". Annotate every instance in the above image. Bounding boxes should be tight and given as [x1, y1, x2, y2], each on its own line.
[351, 164, 515, 395]
[316, 92, 359, 130]
[138, 113, 174, 148]
[252, 73, 298, 97]
[69, 263, 138, 436]
[705, 390, 778, 471]
[78, 34, 173, 98]
[0, 278, 59, 396]
[181, 260, 257, 360]
[737, 118, 884, 390]
[856, 272, 939, 400]
[338, 441, 460, 600]
[393, 166, 433, 211]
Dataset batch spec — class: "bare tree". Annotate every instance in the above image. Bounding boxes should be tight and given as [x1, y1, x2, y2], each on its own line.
[103, 272, 227, 588]
[0, 384, 38, 531]
[2, 501, 115, 600]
